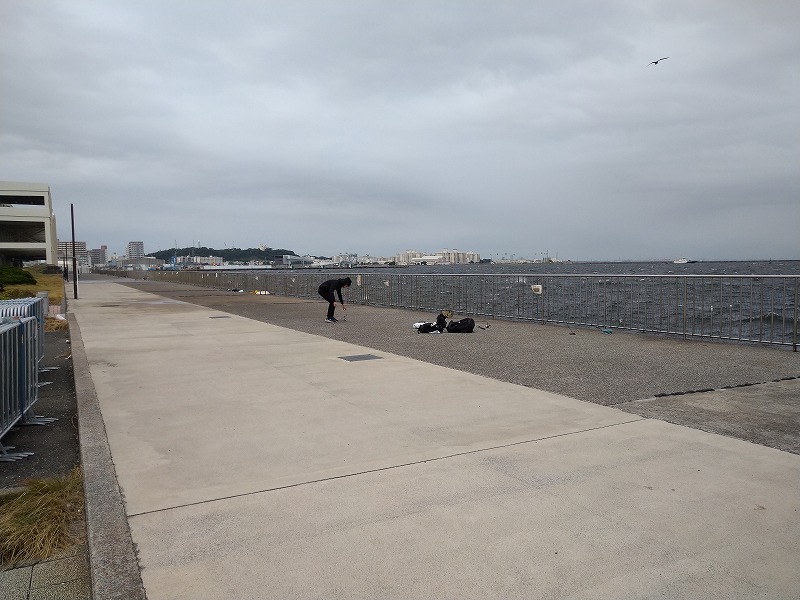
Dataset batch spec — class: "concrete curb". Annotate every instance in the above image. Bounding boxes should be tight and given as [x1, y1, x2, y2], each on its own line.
[69, 313, 147, 600]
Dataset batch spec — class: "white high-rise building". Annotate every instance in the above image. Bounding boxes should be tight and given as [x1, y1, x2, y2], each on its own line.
[126, 241, 145, 259]
[440, 249, 481, 264]
[57, 240, 90, 265]
[395, 250, 425, 265]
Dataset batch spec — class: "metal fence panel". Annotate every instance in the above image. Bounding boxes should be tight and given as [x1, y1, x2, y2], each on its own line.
[1, 321, 21, 442]
[0, 317, 41, 460]
[17, 316, 41, 422]
[111, 270, 797, 349]
[0, 297, 46, 360]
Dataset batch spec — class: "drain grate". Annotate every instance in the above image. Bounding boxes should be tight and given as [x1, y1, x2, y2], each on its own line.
[209, 315, 231, 319]
[339, 354, 382, 362]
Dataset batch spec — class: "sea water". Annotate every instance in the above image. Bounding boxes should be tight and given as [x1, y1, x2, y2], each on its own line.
[394, 259, 800, 277]
[336, 260, 799, 344]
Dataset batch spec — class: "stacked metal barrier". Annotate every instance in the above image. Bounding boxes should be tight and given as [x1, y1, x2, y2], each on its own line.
[0, 296, 55, 461]
[1, 321, 22, 455]
[0, 316, 40, 461]
[0, 297, 46, 360]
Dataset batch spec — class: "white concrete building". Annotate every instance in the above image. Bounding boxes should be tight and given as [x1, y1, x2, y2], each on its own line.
[395, 248, 480, 265]
[395, 250, 425, 265]
[332, 252, 358, 266]
[58, 240, 90, 266]
[127, 241, 145, 259]
[177, 255, 223, 266]
[111, 256, 165, 270]
[440, 249, 481, 264]
[356, 255, 392, 264]
[0, 181, 59, 265]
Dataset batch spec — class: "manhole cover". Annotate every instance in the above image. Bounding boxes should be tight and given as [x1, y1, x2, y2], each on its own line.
[339, 354, 383, 362]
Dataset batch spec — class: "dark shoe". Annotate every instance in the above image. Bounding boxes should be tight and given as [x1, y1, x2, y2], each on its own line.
[325, 318, 335, 323]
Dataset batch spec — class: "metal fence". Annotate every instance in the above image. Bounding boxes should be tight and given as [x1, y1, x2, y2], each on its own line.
[0, 316, 40, 461]
[117, 270, 798, 349]
[0, 296, 46, 361]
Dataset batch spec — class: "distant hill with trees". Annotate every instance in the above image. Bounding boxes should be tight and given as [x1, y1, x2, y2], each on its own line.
[148, 246, 302, 264]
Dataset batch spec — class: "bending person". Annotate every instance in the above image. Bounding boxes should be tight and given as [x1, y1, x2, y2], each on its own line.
[317, 277, 352, 323]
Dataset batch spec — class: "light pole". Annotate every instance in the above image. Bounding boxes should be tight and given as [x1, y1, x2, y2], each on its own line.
[71, 203, 78, 299]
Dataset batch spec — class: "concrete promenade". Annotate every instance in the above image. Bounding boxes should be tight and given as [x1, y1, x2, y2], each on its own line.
[69, 278, 799, 599]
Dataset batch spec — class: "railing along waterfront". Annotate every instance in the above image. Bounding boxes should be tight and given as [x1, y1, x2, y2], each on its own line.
[122, 270, 798, 349]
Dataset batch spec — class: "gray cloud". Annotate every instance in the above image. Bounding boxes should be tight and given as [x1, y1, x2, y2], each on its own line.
[2, 0, 798, 260]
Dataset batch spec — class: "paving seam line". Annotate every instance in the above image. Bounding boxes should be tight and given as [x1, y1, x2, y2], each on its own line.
[646, 375, 800, 400]
[127, 417, 645, 518]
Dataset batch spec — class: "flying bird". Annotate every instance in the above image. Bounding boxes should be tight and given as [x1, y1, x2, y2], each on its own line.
[648, 57, 669, 66]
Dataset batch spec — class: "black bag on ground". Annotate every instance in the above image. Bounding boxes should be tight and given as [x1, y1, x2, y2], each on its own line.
[446, 317, 475, 333]
[418, 312, 450, 333]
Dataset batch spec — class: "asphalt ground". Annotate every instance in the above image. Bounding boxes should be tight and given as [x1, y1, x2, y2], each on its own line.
[122, 277, 800, 454]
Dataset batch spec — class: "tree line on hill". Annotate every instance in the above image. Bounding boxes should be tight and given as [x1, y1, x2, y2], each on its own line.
[148, 246, 312, 264]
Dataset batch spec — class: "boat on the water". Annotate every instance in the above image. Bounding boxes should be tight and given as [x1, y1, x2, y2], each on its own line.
[673, 257, 697, 264]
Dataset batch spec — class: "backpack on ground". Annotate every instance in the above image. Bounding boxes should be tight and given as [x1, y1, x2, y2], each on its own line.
[415, 312, 450, 334]
[417, 322, 440, 333]
[446, 317, 475, 333]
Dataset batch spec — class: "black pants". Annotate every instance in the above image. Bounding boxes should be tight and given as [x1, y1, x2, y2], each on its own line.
[318, 286, 336, 319]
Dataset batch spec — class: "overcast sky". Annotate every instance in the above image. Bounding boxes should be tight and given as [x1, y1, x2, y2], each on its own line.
[2, 1, 798, 261]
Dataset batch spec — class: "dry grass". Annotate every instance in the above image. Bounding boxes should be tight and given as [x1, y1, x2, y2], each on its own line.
[44, 316, 69, 332]
[0, 265, 65, 305]
[0, 467, 85, 567]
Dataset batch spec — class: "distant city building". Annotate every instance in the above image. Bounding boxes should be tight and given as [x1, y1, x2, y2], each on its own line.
[394, 249, 480, 265]
[356, 254, 392, 264]
[440, 249, 481, 264]
[176, 255, 223, 266]
[89, 245, 107, 266]
[58, 240, 90, 266]
[282, 254, 313, 267]
[395, 250, 424, 265]
[126, 241, 145, 259]
[0, 181, 59, 265]
[110, 256, 164, 270]
[332, 252, 358, 267]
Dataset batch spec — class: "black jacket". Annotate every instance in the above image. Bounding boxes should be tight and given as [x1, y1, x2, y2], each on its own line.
[318, 277, 351, 303]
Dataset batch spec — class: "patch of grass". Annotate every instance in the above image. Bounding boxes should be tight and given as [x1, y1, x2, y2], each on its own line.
[0, 266, 37, 285]
[0, 265, 64, 305]
[44, 316, 70, 332]
[0, 467, 84, 567]
[0, 288, 37, 300]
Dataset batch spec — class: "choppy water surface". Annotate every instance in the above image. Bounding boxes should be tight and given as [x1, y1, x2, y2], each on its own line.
[395, 260, 800, 277]
[145, 260, 799, 346]
[299, 260, 800, 345]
